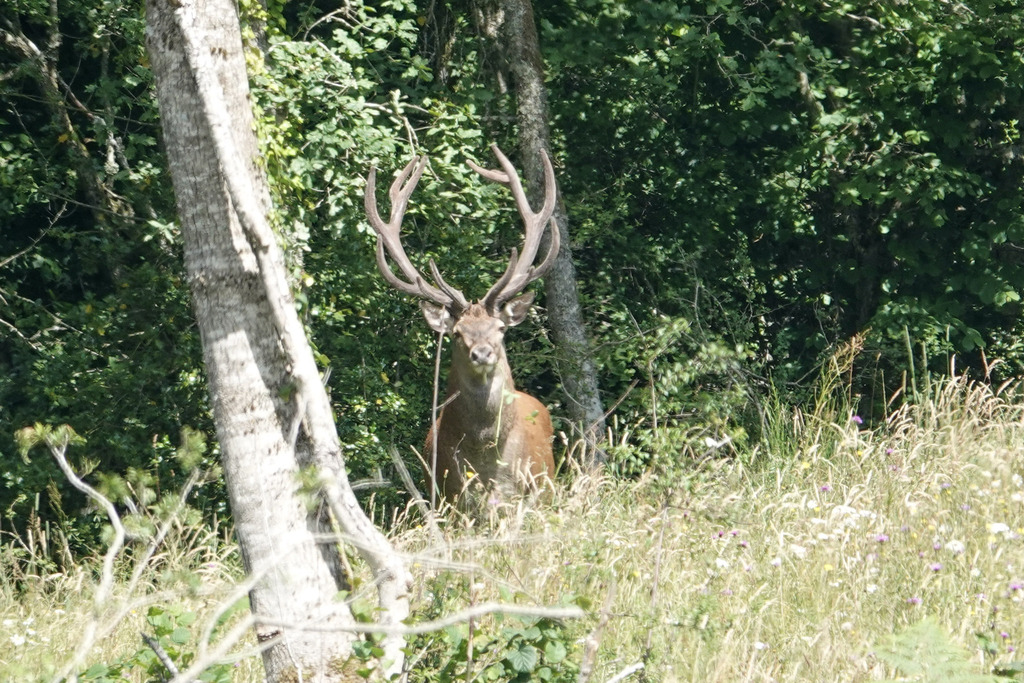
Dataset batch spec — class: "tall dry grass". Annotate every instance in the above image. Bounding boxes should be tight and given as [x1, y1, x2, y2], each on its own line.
[3, 372, 1024, 681]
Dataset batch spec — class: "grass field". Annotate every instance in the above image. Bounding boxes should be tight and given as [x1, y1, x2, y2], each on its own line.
[3, 373, 1024, 681]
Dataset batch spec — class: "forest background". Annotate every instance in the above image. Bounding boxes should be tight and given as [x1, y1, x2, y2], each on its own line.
[2, 0, 1023, 565]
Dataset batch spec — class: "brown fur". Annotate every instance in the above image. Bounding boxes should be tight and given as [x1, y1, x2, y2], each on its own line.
[421, 303, 555, 502]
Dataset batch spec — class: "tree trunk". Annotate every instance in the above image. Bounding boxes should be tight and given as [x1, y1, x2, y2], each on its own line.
[470, 0, 607, 461]
[145, 0, 410, 679]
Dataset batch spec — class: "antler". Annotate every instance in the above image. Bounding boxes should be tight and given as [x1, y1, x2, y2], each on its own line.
[365, 156, 469, 312]
[468, 145, 560, 312]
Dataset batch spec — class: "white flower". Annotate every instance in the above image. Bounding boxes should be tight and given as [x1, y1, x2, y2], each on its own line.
[790, 544, 808, 559]
[866, 583, 878, 593]
[945, 540, 966, 554]
[754, 641, 769, 650]
[990, 522, 1011, 535]
[10, 634, 25, 647]
[715, 558, 731, 570]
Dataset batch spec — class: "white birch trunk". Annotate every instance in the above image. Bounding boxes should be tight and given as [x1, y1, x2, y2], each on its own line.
[145, 0, 411, 679]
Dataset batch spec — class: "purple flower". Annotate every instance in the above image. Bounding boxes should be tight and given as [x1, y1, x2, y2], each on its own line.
[876, 534, 890, 543]
[821, 484, 832, 492]
[907, 597, 922, 605]
[852, 415, 864, 425]
[930, 563, 942, 572]
[1001, 631, 1010, 639]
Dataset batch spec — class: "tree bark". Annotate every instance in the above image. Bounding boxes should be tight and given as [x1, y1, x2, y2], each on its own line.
[145, 0, 410, 679]
[470, 0, 607, 460]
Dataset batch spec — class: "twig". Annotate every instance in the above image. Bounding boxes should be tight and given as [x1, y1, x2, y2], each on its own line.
[141, 632, 184, 679]
[606, 662, 644, 683]
[430, 326, 445, 509]
[643, 506, 669, 660]
[255, 602, 584, 636]
[388, 445, 445, 547]
[45, 435, 127, 683]
[578, 578, 616, 683]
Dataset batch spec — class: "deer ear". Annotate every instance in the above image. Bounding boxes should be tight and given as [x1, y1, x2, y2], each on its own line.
[420, 301, 454, 334]
[499, 292, 536, 327]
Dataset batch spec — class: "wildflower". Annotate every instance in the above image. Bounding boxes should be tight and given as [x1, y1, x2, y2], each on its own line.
[852, 415, 863, 425]
[771, 557, 782, 567]
[929, 563, 942, 572]
[820, 484, 832, 492]
[1002, 632, 1010, 639]
[990, 522, 1011, 535]
[715, 558, 731, 570]
[866, 583, 878, 594]
[876, 534, 890, 543]
[790, 544, 808, 559]
[754, 641, 769, 650]
[10, 634, 25, 646]
[824, 563, 835, 572]
[945, 540, 965, 554]
[907, 597, 922, 605]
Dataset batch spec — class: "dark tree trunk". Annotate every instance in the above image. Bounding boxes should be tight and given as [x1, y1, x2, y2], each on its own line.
[470, 0, 607, 461]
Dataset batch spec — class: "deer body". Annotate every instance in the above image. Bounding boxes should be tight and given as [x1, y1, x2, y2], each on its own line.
[365, 146, 559, 503]
[424, 303, 555, 499]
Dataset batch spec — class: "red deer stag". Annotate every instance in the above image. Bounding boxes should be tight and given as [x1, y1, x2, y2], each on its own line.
[365, 145, 559, 503]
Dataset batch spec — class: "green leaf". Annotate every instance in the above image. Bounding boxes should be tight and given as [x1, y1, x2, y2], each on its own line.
[544, 639, 568, 663]
[505, 643, 539, 673]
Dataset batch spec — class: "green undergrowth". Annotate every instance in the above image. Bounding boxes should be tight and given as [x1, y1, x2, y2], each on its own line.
[4, 374, 1024, 681]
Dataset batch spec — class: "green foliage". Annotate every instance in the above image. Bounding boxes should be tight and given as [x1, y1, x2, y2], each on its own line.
[7, 0, 1024, 567]
[0, 0, 216, 547]
[406, 578, 581, 683]
[74, 604, 241, 683]
[541, 0, 1024, 393]
[873, 618, 1009, 683]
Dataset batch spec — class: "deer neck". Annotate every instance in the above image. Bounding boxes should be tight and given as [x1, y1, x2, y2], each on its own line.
[446, 349, 517, 447]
